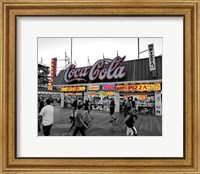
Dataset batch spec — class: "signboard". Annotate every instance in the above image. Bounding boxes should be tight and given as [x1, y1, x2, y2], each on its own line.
[148, 44, 156, 71]
[47, 82, 52, 91]
[64, 56, 126, 83]
[155, 92, 162, 116]
[116, 83, 161, 92]
[88, 85, 100, 91]
[97, 91, 105, 97]
[60, 86, 86, 92]
[102, 84, 115, 90]
[50, 58, 57, 82]
[88, 91, 96, 96]
[138, 95, 148, 99]
[105, 91, 114, 96]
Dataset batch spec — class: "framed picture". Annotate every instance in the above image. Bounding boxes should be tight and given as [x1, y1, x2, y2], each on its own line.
[0, 0, 199, 173]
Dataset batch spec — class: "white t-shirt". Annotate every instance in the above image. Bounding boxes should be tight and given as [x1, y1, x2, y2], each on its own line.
[39, 105, 54, 126]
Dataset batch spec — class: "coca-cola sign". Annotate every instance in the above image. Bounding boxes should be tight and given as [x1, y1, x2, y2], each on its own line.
[64, 56, 126, 83]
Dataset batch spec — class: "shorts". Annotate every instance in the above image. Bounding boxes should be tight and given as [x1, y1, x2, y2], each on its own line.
[43, 124, 53, 136]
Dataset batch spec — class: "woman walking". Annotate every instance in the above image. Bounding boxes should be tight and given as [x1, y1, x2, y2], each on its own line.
[72, 104, 88, 136]
[124, 107, 138, 136]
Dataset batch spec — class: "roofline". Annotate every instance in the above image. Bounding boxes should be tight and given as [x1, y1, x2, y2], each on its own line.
[51, 79, 162, 87]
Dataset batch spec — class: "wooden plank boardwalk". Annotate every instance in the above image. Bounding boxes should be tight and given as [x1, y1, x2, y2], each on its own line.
[39, 107, 162, 136]
[135, 115, 162, 136]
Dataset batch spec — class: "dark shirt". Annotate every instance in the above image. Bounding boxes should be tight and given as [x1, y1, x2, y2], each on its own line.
[110, 100, 115, 108]
[72, 100, 77, 110]
[132, 100, 136, 108]
[75, 110, 84, 127]
[39, 100, 44, 113]
[84, 101, 89, 110]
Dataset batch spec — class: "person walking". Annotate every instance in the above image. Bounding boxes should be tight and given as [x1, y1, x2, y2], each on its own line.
[124, 107, 138, 136]
[71, 98, 78, 118]
[38, 97, 44, 132]
[88, 99, 93, 119]
[38, 97, 45, 113]
[39, 98, 54, 136]
[84, 99, 92, 122]
[109, 98, 116, 122]
[123, 99, 128, 117]
[134, 98, 139, 114]
[72, 104, 88, 136]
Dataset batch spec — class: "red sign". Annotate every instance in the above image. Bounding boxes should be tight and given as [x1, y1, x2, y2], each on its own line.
[64, 56, 126, 83]
[51, 58, 57, 82]
[102, 84, 115, 90]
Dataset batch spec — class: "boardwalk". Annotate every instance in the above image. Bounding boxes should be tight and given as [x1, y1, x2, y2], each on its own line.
[38, 106, 162, 136]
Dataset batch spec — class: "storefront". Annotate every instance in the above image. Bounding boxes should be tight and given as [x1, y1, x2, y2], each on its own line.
[116, 83, 162, 115]
[60, 86, 86, 107]
[52, 55, 162, 115]
[85, 84, 116, 111]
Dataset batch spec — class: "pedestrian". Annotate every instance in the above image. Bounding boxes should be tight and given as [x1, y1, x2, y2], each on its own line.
[123, 99, 128, 117]
[124, 107, 138, 136]
[72, 104, 88, 136]
[88, 99, 93, 119]
[122, 99, 126, 112]
[134, 98, 139, 113]
[84, 99, 92, 122]
[38, 97, 45, 113]
[65, 116, 76, 135]
[77, 98, 82, 105]
[130, 96, 135, 108]
[126, 98, 132, 112]
[109, 98, 117, 122]
[71, 98, 77, 118]
[39, 98, 54, 136]
[131, 97, 138, 113]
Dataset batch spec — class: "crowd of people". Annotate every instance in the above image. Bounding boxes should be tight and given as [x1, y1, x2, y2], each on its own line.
[38, 95, 139, 136]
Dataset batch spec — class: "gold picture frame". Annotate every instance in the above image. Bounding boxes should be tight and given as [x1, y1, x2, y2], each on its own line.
[0, 0, 199, 173]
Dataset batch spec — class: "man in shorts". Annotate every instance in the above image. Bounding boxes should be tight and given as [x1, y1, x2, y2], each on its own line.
[39, 98, 54, 136]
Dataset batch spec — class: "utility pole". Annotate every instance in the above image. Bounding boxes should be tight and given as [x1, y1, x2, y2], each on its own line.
[138, 38, 149, 58]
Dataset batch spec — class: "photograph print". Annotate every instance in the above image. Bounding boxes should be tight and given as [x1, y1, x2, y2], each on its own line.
[38, 37, 162, 136]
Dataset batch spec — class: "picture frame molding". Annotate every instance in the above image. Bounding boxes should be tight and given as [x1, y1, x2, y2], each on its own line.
[0, 0, 199, 173]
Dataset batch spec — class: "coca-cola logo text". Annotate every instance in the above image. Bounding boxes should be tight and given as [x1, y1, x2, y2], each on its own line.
[64, 56, 126, 83]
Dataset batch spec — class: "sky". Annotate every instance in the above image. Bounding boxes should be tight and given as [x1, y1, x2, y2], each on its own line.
[38, 37, 162, 74]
